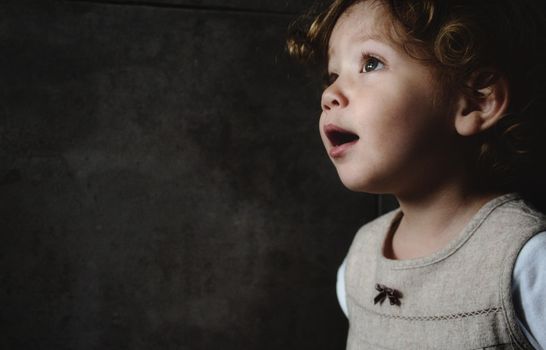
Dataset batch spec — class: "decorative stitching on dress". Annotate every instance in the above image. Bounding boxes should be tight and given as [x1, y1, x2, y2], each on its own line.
[362, 305, 503, 321]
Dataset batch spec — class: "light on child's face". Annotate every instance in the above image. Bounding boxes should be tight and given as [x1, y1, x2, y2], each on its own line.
[319, 1, 460, 196]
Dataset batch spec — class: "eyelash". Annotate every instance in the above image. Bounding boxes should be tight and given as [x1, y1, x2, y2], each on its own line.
[324, 52, 385, 87]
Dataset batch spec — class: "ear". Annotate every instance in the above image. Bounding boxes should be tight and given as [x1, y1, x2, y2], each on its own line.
[453, 72, 510, 136]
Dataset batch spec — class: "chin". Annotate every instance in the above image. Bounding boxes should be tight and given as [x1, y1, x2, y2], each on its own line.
[338, 173, 378, 193]
[336, 165, 395, 194]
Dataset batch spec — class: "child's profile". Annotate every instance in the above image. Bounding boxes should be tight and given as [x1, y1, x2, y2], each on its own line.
[287, 0, 546, 348]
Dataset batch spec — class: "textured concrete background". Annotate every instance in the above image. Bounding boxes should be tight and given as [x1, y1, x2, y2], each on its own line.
[1, 1, 397, 349]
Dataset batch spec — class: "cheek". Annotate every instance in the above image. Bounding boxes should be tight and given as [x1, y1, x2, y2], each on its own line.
[362, 90, 414, 138]
[363, 87, 441, 154]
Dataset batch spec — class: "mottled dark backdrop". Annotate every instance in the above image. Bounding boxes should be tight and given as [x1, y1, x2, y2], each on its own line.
[1, 1, 396, 349]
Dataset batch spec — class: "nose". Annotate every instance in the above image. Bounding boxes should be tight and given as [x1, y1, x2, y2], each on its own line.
[321, 84, 348, 111]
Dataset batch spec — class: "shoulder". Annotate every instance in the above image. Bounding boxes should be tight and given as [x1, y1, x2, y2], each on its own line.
[348, 209, 401, 251]
[343, 209, 400, 293]
[513, 230, 546, 302]
[489, 195, 546, 233]
[514, 230, 546, 276]
[481, 195, 546, 263]
[500, 197, 546, 219]
[512, 231, 546, 349]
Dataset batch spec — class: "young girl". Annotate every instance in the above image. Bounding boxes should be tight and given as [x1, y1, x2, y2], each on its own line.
[287, 0, 546, 348]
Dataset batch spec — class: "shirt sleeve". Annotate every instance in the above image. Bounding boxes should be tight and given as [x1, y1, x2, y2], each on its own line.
[336, 258, 349, 317]
[512, 230, 546, 350]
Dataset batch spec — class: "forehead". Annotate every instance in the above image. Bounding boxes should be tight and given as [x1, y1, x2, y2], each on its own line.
[327, 1, 395, 59]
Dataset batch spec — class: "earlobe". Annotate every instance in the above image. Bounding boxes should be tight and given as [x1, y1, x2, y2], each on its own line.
[453, 73, 510, 137]
[454, 109, 483, 136]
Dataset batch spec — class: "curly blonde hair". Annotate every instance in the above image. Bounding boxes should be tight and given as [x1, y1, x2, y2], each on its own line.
[287, 0, 546, 209]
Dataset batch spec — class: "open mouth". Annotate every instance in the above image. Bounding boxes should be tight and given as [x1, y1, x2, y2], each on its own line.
[324, 124, 359, 147]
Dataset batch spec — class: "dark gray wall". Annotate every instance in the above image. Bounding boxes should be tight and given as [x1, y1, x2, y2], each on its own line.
[1, 1, 398, 349]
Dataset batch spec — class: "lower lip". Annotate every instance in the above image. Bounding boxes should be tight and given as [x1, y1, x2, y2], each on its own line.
[329, 140, 358, 158]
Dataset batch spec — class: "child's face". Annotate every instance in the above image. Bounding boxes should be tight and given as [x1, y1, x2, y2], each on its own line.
[319, 0, 459, 195]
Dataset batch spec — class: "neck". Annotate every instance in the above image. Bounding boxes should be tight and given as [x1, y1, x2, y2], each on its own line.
[386, 178, 505, 260]
[398, 187, 498, 234]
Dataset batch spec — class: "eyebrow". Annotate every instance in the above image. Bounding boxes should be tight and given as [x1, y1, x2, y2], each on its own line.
[327, 31, 390, 60]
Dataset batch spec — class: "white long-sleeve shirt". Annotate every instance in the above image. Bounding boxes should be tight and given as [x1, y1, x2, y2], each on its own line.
[336, 231, 546, 349]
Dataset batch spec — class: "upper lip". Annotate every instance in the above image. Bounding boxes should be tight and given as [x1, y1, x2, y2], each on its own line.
[324, 123, 360, 147]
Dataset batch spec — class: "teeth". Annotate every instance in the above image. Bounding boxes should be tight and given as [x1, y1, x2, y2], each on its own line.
[330, 130, 359, 146]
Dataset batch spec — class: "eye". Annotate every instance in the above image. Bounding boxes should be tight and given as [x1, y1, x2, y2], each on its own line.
[362, 54, 385, 73]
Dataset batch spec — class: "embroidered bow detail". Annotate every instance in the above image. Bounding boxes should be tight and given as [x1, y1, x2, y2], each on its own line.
[374, 284, 402, 306]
